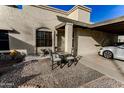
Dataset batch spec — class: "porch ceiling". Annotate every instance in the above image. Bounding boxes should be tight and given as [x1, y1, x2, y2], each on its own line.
[91, 16, 124, 35]
[56, 16, 124, 35]
[91, 21, 124, 35]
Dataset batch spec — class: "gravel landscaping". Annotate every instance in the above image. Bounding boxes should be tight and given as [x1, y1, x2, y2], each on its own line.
[0, 58, 123, 88]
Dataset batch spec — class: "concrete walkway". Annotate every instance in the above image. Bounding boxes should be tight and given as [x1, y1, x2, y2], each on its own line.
[81, 76, 124, 88]
[80, 53, 124, 83]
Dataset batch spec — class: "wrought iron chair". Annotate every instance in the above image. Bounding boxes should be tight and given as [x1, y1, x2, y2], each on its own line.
[48, 50, 62, 70]
[65, 48, 75, 67]
[40, 49, 49, 56]
[66, 48, 82, 67]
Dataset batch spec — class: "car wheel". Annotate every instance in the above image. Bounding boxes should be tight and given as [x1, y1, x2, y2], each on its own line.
[103, 50, 113, 59]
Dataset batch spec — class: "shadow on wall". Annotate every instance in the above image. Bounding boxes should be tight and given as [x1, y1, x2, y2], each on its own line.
[91, 31, 118, 47]
[10, 28, 21, 34]
[79, 29, 118, 47]
[9, 36, 35, 55]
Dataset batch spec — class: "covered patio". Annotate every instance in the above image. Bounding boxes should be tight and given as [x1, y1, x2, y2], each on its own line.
[56, 16, 91, 55]
[55, 16, 124, 56]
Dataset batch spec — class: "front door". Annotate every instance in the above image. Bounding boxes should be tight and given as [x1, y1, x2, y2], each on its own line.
[57, 31, 65, 52]
[61, 35, 65, 51]
[0, 31, 9, 50]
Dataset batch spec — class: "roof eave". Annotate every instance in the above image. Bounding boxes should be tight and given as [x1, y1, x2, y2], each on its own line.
[91, 16, 124, 28]
[56, 15, 91, 28]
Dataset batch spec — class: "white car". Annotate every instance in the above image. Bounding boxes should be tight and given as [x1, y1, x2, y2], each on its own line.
[98, 44, 124, 60]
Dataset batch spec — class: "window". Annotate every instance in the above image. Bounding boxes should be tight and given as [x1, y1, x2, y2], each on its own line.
[0, 31, 9, 50]
[36, 31, 52, 47]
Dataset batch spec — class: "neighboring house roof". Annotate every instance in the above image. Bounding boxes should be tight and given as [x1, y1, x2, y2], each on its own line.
[56, 16, 124, 35]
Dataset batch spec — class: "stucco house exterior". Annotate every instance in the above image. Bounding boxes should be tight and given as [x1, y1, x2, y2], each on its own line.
[0, 5, 124, 56]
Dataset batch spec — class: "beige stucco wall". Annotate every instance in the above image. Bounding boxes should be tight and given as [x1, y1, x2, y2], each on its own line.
[0, 5, 66, 54]
[67, 9, 79, 21]
[67, 8, 91, 23]
[118, 35, 124, 42]
[76, 28, 118, 56]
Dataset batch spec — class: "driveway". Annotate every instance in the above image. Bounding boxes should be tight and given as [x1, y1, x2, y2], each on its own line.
[80, 53, 124, 83]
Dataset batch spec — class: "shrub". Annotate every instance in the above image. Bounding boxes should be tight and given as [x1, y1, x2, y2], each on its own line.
[0, 50, 26, 63]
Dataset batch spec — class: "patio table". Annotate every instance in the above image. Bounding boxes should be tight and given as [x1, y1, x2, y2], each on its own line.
[58, 52, 72, 63]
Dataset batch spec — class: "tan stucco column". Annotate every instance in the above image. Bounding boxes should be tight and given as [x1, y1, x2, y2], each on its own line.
[65, 22, 73, 53]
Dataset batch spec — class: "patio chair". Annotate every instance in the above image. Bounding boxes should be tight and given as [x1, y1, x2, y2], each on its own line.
[66, 48, 82, 67]
[66, 55, 75, 67]
[48, 50, 62, 70]
[74, 55, 82, 65]
[54, 47, 62, 53]
[66, 48, 75, 67]
[40, 49, 49, 56]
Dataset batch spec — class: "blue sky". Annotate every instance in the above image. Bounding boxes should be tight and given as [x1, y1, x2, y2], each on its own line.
[49, 5, 124, 23]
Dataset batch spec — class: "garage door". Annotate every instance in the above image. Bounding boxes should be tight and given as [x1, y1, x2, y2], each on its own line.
[78, 36, 98, 56]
